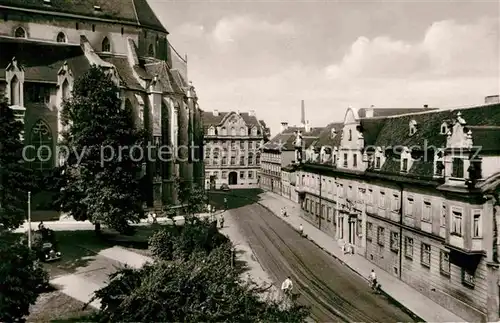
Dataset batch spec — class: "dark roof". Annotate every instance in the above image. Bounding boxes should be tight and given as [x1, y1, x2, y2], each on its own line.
[144, 61, 184, 94]
[101, 55, 143, 91]
[0, 0, 167, 33]
[302, 103, 500, 182]
[202, 111, 262, 131]
[358, 107, 436, 118]
[264, 126, 324, 151]
[0, 37, 89, 82]
[314, 122, 343, 147]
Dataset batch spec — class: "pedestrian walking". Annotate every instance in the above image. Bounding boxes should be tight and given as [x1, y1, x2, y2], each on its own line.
[220, 214, 225, 228]
[299, 224, 303, 236]
[283, 206, 287, 217]
[224, 197, 228, 210]
[369, 269, 378, 292]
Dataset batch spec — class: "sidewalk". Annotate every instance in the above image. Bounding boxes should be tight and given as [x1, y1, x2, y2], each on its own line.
[258, 191, 467, 323]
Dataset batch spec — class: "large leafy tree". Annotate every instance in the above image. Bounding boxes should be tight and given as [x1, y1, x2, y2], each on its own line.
[0, 233, 50, 322]
[149, 218, 229, 261]
[90, 244, 309, 322]
[57, 66, 145, 233]
[0, 96, 34, 229]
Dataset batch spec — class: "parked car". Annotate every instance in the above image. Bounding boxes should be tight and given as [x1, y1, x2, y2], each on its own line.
[220, 183, 230, 191]
[23, 228, 62, 262]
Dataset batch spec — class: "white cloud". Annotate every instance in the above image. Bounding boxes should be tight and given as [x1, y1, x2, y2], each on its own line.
[326, 17, 499, 80]
[175, 23, 206, 38]
[211, 16, 295, 44]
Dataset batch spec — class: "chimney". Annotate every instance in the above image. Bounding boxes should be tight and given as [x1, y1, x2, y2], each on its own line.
[305, 120, 311, 133]
[249, 110, 255, 116]
[300, 100, 305, 126]
[213, 109, 219, 116]
[280, 122, 289, 133]
[423, 104, 429, 109]
[485, 95, 500, 104]
[365, 105, 374, 118]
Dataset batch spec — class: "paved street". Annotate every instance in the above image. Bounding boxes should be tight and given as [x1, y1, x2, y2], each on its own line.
[228, 202, 415, 322]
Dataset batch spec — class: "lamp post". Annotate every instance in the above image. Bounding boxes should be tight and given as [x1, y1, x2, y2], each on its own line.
[27, 191, 31, 249]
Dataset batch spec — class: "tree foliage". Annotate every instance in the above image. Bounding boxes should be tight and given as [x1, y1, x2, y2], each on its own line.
[149, 218, 229, 261]
[91, 244, 308, 322]
[0, 97, 34, 229]
[0, 233, 49, 322]
[174, 177, 207, 216]
[56, 66, 146, 233]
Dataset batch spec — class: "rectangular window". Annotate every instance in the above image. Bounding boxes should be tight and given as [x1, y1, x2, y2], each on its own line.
[358, 188, 364, 201]
[441, 204, 447, 228]
[240, 171, 245, 179]
[321, 205, 325, 219]
[451, 209, 462, 236]
[473, 210, 482, 238]
[248, 171, 253, 179]
[422, 200, 432, 222]
[222, 156, 227, 165]
[421, 243, 431, 268]
[462, 269, 475, 287]
[440, 251, 450, 276]
[377, 227, 385, 246]
[391, 194, 399, 212]
[402, 158, 408, 172]
[404, 237, 413, 259]
[366, 222, 373, 241]
[390, 231, 399, 252]
[378, 191, 386, 208]
[327, 207, 332, 222]
[353, 154, 357, 167]
[343, 153, 348, 167]
[240, 141, 245, 149]
[367, 189, 373, 205]
[375, 157, 381, 169]
[222, 171, 227, 179]
[452, 158, 464, 178]
[239, 155, 245, 166]
[230, 156, 236, 165]
[406, 197, 414, 216]
[315, 202, 319, 215]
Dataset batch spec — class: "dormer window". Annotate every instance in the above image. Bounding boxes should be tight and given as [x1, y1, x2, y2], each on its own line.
[251, 127, 257, 136]
[330, 128, 336, 139]
[14, 27, 26, 38]
[56, 32, 66, 43]
[239, 127, 246, 136]
[208, 126, 215, 136]
[440, 122, 448, 135]
[221, 127, 226, 136]
[101, 37, 110, 52]
[452, 158, 464, 178]
[402, 158, 408, 172]
[409, 120, 417, 136]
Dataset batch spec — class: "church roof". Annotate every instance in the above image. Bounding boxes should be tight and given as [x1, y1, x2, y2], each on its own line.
[0, 0, 167, 33]
[0, 36, 89, 82]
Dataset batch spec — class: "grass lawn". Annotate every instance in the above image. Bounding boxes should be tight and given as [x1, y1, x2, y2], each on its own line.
[208, 188, 263, 211]
[42, 224, 168, 277]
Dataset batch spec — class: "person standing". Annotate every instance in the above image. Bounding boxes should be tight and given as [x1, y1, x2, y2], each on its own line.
[219, 213, 225, 228]
[299, 224, 303, 236]
[224, 197, 228, 210]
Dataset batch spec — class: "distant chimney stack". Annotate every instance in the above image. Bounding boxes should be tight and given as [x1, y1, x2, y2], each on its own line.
[300, 100, 305, 126]
[280, 122, 289, 133]
[485, 95, 500, 104]
[249, 110, 255, 116]
[213, 109, 219, 116]
[365, 105, 375, 118]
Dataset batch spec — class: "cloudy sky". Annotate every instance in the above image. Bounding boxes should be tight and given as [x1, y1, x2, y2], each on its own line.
[149, 0, 499, 135]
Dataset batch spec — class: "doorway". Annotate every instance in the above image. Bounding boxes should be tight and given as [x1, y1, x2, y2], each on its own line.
[348, 219, 356, 244]
[228, 171, 238, 185]
[209, 175, 216, 190]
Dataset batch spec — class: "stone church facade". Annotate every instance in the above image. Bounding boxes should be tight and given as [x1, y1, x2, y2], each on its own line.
[0, 0, 204, 209]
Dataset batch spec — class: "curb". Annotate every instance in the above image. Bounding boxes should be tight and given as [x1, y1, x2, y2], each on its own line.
[257, 198, 425, 323]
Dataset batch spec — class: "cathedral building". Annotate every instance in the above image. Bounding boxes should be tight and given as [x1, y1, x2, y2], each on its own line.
[0, 0, 204, 209]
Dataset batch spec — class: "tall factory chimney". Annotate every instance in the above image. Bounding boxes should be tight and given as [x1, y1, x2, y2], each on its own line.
[300, 100, 305, 128]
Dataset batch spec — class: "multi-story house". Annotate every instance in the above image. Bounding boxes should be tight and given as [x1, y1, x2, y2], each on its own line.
[281, 164, 299, 202]
[295, 98, 500, 322]
[203, 110, 265, 189]
[260, 100, 322, 194]
[0, 0, 204, 208]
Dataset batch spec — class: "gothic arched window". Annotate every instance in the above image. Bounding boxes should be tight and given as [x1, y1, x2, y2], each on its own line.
[101, 37, 110, 52]
[61, 79, 70, 100]
[56, 32, 66, 43]
[14, 27, 26, 38]
[231, 127, 236, 136]
[10, 75, 20, 105]
[30, 120, 53, 171]
[240, 127, 245, 136]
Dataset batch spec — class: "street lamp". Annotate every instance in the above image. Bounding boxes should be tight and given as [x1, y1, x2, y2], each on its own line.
[27, 191, 32, 249]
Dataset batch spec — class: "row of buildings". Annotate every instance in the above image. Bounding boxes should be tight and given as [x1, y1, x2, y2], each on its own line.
[260, 96, 500, 322]
[0, 0, 204, 210]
